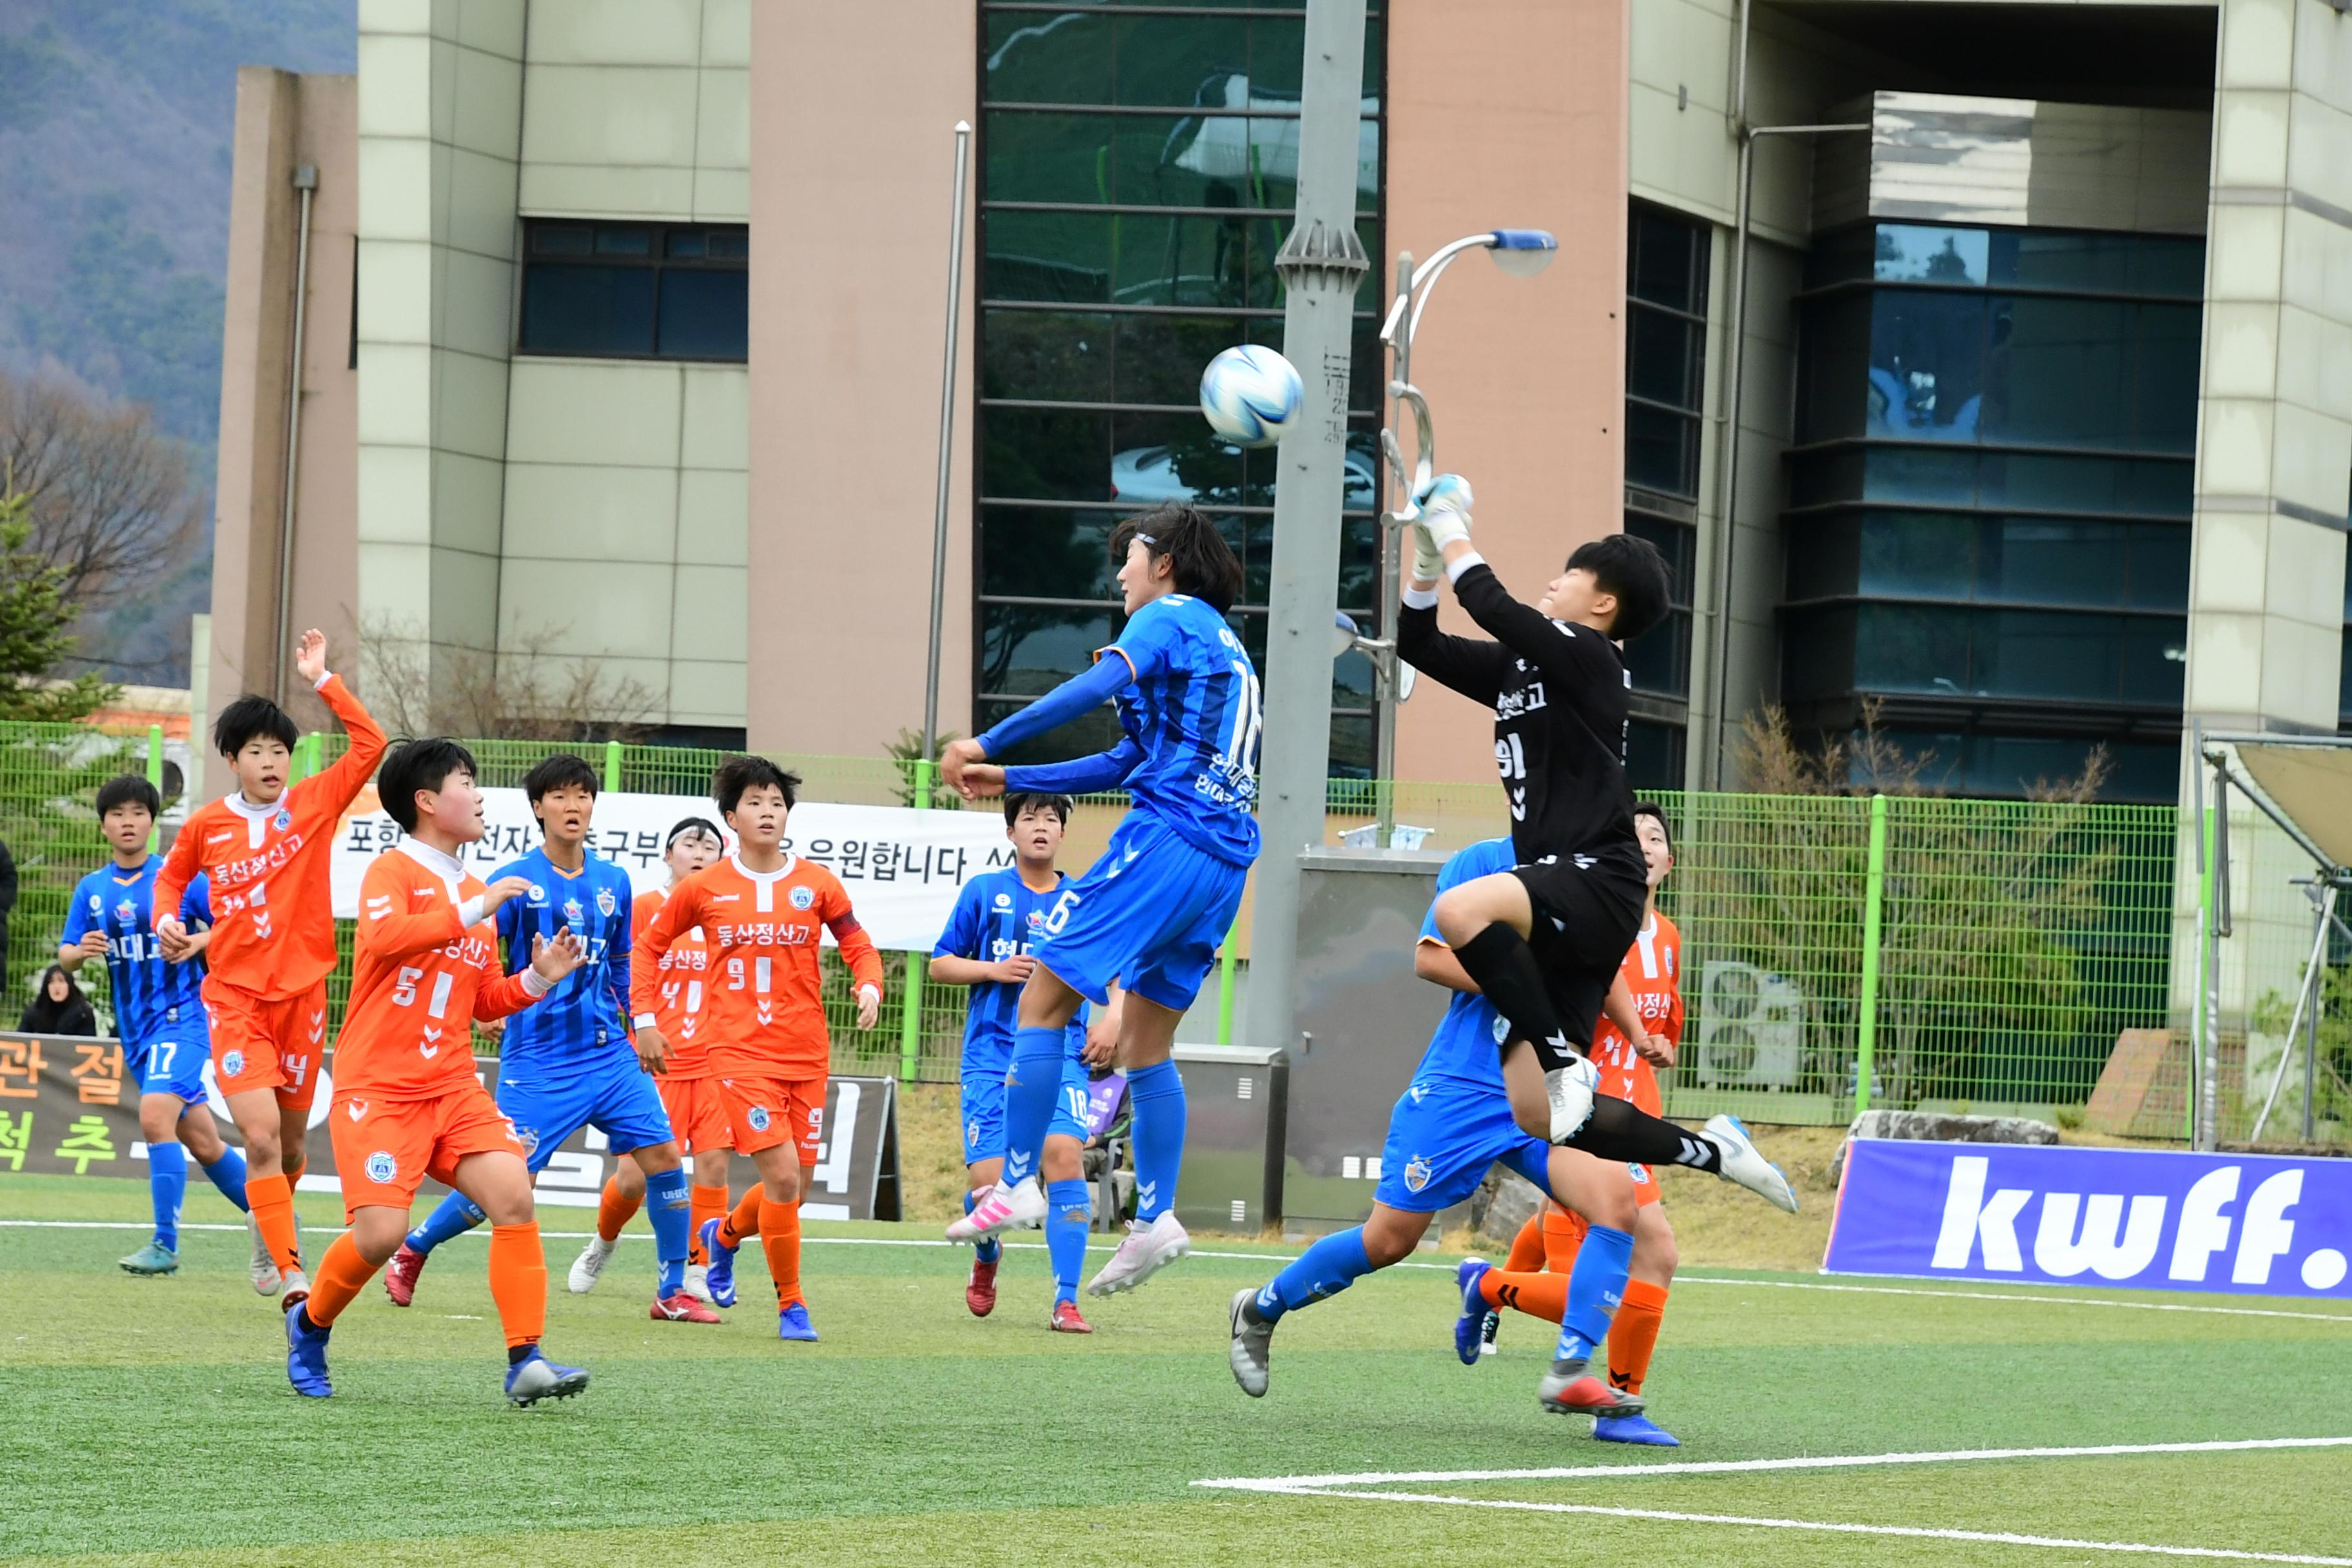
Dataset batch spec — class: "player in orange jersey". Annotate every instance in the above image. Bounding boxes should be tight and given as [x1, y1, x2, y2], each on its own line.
[632, 757, 883, 1342]
[282, 738, 593, 1405]
[1462, 801, 1685, 1444]
[155, 629, 386, 1306]
[571, 816, 732, 1301]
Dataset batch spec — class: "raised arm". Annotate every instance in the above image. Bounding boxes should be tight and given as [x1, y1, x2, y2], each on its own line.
[1396, 586, 1510, 708]
[943, 658, 1132, 798]
[293, 626, 387, 817]
[1449, 560, 1620, 689]
[1003, 738, 1146, 796]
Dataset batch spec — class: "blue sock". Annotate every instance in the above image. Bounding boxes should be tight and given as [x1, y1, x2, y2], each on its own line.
[1046, 1178, 1091, 1303]
[645, 1165, 691, 1298]
[200, 1145, 250, 1211]
[405, 1190, 485, 1255]
[1001, 1026, 1063, 1188]
[1126, 1059, 1187, 1222]
[1251, 1227, 1373, 1324]
[964, 1189, 1002, 1265]
[146, 1141, 186, 1251]
[1556, 1222, 1634, 1364]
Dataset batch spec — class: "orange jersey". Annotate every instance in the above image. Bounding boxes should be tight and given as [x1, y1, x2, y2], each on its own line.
[335, 845, 545, 1099]
[1591, 910, 1682, 1117]
[632, 854, 883, 1079]
[634, 887, 716, 1076]
[157, 674, 386, 999]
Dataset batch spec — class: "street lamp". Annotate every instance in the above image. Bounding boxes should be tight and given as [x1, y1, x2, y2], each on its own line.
[1363, 229, 1557, 840]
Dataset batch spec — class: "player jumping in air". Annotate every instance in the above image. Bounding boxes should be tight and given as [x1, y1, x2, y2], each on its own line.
[573, 816, 731, 1304]
[634, 757, 884, 1342]
[155, 629, 387, 1307]
[387, 755, 712, 1324]
[930, 792, 1101, 1331]
[1462, 801, 1687, 1445]
[61, 776, 254, 1282]
[282, 738, 591, 1404]
[943, 503, 1260, 1298]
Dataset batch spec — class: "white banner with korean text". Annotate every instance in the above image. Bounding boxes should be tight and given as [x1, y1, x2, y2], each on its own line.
[329, 789, 1015, 951]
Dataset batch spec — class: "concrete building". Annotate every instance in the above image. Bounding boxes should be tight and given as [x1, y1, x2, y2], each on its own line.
[211, 0, 2352, 804]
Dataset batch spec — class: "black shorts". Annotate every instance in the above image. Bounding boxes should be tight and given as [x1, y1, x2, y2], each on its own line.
[1511, 841, 1649, 1055]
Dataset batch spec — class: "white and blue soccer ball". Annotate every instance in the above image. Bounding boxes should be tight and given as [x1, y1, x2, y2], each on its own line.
[1198, 345, 1303, 448]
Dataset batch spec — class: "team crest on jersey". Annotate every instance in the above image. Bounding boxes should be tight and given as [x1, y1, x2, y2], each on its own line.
[563, 898, 584, 927]
[1491, 1014, 1510, 1044]
[994, 891, 1012, 909]
[274, 808, 292, 831]
[595, 887, 616, 918]
[513, 1124, 542, 1157]
[221, 1050, 245, 1078]
[114, 897, 137, 925]
[789, 885, 816, 911]
[1404, 1155, 1433, 1193]
[365, 1150, 397, 1183]
[747, 1104, 772, 1132]
[1025, 911, 1044, 930]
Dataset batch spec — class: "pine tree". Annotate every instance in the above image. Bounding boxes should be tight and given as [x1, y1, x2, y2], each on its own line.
[0, 469, 118, 722]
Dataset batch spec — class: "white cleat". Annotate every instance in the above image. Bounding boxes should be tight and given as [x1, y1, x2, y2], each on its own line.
[1544, 1055, 1601, 1143]
[248, 1215, 283, 1297]
[682, 1262, 714, 1305]
[1228, 1288, 1272, 1397]
[1704, 1113, 1799, 1213]
[568, 1235, 614, 1295]
[944, 1177, 1047, 1243]
[1086, 1211, 1190, 1297]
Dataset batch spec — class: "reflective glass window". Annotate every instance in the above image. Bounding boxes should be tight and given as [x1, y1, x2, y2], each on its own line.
[1876, 225, 1989, 286]
[1867, 291, 1986, 441]
[1858, 512, 1975, 598]
[1624, 513, 1696, 697]
[1625, 720, 1686, 792]
[516, 219, 747, 361]
[1854, 603, 1970, 694]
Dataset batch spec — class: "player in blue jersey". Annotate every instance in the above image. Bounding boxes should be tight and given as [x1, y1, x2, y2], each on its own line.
[930, 791, 1102, 1331]
[942, 503, 1260, 1299]
[383, 753, 713, 1324]
[59, 776, 256, 1282]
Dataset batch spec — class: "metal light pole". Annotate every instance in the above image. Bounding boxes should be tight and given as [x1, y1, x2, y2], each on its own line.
[1236, 0, 1370, 1055]
[919, 121, 974, 796]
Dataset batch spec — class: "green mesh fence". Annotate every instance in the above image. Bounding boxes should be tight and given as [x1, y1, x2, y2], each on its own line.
[0, 723, 156, 1024]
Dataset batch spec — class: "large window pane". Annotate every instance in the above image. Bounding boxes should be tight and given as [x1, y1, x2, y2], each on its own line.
[654, 269, 747, 359]
[1782, 607, 1858, 700]
[2120, 616, 2189, 704]
[984, 12, 1113, 104]
[1858, 511, 1974, 597]
[1627, 307, 1700, 409]
[979, 604, 1115, 699]
[519, 266, 654, 356]
[1107, 415, 1245, 507]
[2124, 524, 2190, 609]
[979, 506, 1120, 601]
[1861, 447, 1977, 505]
[1978, 611, 2117, 700]
[1113, 14, 1249, 106]
[1854, 603, 1970, 693]
[1799, 295, 1871, 443]
[986, 112, 1113, 203]
[1108, 214, 1259, 308]
[1625, 720, 1685, 792]
[1868, 291, 1986, 440]
[1785, 514, 1861, 603]
[1625, 404, 1698, 497]
[1630, 211, 1702, 311]
[1985, 518, 2122, 607]
[984, 210, 1112, 304]
[1983, 296, 2130, 449]
[2131, 303, 2201, 454]
[1113, 312, 1249, 405]
[982, 310, 1115, 403]
[1877, 224, 1988, 286]
[983, 407, 1112, 502]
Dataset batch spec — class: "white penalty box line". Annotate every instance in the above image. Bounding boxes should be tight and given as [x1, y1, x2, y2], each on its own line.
[1193, 1436, 2352, 1566]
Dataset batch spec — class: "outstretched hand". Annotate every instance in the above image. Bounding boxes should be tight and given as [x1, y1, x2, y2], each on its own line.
[530, 928, 585, 986]
[941, 737, 999, 801]
[293, 629, 328, 685]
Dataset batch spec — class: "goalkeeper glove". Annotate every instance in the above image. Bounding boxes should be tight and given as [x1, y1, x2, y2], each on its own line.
[1413, 473, 1473, 575]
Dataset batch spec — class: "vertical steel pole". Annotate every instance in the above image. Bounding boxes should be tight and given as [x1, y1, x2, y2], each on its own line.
[1854, 792, 1887, 1117]
[144, 724, 164, 854]
[922, 123, 974, 771]
[1237, 0, 1370, 1056]
[275, 166, 318, 707]
[1373, 251, 1413, 839]
[2306, 885, 2331, 1143]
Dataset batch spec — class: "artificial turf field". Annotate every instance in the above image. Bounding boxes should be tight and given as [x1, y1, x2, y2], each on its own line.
[5, 1171, 2350, 1567]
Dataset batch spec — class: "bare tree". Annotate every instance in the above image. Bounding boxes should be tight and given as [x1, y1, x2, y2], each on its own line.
[358, 616, 664, 741]
[0, 371, 205, 611]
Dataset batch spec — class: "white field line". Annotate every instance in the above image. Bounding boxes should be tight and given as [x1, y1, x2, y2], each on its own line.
[1667, 1274, 2352, 1325]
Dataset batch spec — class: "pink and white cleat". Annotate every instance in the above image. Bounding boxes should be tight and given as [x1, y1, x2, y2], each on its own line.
[944, 1177, 1046, 1243]
[1084, 1211, 1190, 1297]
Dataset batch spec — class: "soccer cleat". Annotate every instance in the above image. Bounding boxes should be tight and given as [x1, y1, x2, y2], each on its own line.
[1453, 1259, 1493, 1366]
[1544, 1055, 1602, 1142]
[278, 1267, 311, 1311]
[119, 1240, 179, 1277]
[1049, 1298, 1093, 1335]
[382, 1243, 427, 1307]
[1227, 1288, 1272, 1398]
[1480, 1308, 1502, 1357]
[1085, 1211, 1190, 1297]
[698, 1217, 738, 1309]
[682, 1263, 714, 1306]
[1539, 1362, 1645, 1419]
[776, 1302, 819, 1342]
[567, 1235, 614, 1295]
[504, 1348, 590, 1406]
[1703, 1113, 1799, 1213]
[1594, 1411, 1680, 1447]
[248, 1216, 282, 1297]
[966, 1256, 999, 1317]
[652, 1291, 723, 1324]
[945, 1177, 1047, 1242]
[284, 1304, 332, 1398]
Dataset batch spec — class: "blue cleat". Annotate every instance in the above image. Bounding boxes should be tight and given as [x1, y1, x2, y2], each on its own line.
[1594, 1411, 1680, 1447]
[699, 1216, 738, 1309]
[504, 1348, 590, 1406]
[777, 1302, 819, 1342]
[284, 1302, 332, 1398]
[1453, 1259, 1493, 1366]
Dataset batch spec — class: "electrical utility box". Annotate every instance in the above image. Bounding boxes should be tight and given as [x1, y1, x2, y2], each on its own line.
[1169, 1043, 1289, 1235]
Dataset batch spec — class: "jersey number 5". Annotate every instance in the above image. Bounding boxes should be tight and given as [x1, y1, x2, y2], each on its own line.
[391, 966, 455, 1018]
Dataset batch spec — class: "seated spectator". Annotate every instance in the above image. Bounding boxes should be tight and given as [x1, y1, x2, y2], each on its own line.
[21, 963, 97, 1037]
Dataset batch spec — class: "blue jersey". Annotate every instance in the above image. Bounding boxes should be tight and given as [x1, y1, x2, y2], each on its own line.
[1105, 593, 1262, 866]
[1411, 837, 1518, 1090]
[932, 866, 1086, 1077]
[61, 859, 210, 1048]
[492, 847, 635, 1077]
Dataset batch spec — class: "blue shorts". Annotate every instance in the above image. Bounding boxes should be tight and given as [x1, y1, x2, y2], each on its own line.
[959, 1067, 1008, 1166]
[495, 1057, 674, 1170]
[1373, 1075, 1553, 1213]
[1033, 813, 1249, 1012]
[127, 1028, 211, 1104]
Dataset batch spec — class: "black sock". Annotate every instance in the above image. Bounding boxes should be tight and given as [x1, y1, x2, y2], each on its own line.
[295, 1305, 320, 1336]
[1455, 924, 1573, 1070]
[1565, 1095, 1721, 1172]
[507, 1342, 536, 1366]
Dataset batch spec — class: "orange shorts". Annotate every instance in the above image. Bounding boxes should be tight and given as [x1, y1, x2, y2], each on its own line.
[204, 977, 328, 1109]
[656, 1073, 732, 1155]
[716, 1074, 825, 1162]
[329, 1082, 525, 1219]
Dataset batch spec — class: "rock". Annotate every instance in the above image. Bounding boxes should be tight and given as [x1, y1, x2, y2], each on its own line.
[1830, 1110, 2061, 1186]
[1473, 1166, 1546, 1250]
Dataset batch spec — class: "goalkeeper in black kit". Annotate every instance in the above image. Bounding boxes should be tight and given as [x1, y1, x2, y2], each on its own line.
[1395, 473, 1797, 1213]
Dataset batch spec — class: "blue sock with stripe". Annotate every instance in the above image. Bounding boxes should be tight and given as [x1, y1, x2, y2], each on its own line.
[1001, 1027, 1063, 1189]
[405, 1190, 485, 1255]
[199, 1145, 250, 1211]
[1556, 1222, 1634, 1365]
[963, 1189, 1002, 1264]
[645, 1165, 691, 1298]
[1125, 1059, 1186, 1222]
[1251, 1227, 1372, 1324]
[146, 1141, 186, 1251]
[1046, 1178, 1092, 1304]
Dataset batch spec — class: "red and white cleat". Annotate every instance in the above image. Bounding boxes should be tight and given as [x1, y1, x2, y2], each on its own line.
[1538, 1368, 1645, 1419]
[382, 1243, 426, 1307]
[1049, 1299, 1093, 1335]
[966, 1257, 999, 1317]
[652, 1291, 723, 1324]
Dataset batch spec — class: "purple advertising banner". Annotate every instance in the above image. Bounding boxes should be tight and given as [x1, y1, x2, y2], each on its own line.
[1824, 1139, 2352, 1301]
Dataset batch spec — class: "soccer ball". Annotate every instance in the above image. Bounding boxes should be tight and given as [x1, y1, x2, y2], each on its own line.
[1198, 346, 1303, 449]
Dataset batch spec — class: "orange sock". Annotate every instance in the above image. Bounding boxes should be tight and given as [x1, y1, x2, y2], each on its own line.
[719, 1184, 763, 1250]
[689, 1184, 727, 1266]
[596, 1177, 642, 1245]
[302, 1231, 383, 1328]
[759, 1193, 802, 1309]
[487, 1222, 547, 1349]
[1504, 1211, 1547, 1273]
[1608, 1279, 1669, 1395]
[246, 1171, 300, 1271]
[1542, 1202, 1589, 1274]
[1478, 1266, 1570, 1324]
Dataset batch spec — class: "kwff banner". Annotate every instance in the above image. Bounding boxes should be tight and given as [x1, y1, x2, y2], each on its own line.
[328, 788, 1016, 952]
[0, 1032, 900, 1222]
[1825, 1138, 2351, 1301]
